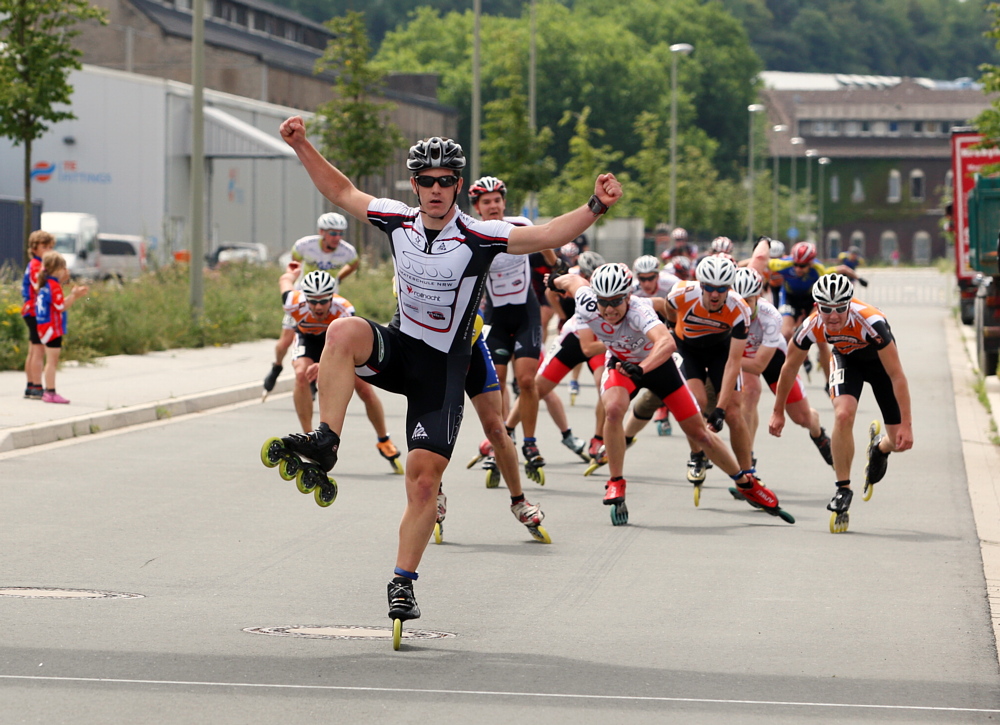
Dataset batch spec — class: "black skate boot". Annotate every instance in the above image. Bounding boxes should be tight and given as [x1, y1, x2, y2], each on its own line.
[686, 451, 711, 483]
[262, 363, 282, 400]
[866, 434, 890, 485]
[522, 440, 546, 485]
[827, 486, 853, 534]
[811, 427, 834, 467]
[387, 577, 421, 622]
[281, 422, 339, 472]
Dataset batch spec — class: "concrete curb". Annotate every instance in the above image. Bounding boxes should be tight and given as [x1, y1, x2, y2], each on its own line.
[0, 378, 294, 453]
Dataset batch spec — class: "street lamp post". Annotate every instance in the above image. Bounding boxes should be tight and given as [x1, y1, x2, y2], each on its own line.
[669, 43, 693, 231]
[818, 157, 831, 257]
[747, 104, 765, 245]
[789, 136, 804, 241]
[805, 148, 818, 240]
[771, 124, 787, 239]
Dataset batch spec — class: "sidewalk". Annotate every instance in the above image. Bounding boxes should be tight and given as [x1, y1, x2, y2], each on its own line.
[0, 339, 291, 452]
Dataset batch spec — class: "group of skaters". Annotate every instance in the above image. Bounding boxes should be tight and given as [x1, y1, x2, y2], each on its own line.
[265, 118, 913, 638]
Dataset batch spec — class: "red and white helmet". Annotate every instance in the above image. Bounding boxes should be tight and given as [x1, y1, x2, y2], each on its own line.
[468, 175, 506, 202]
[791, 241, 817, 266]
[671, 227, 688, 242]
[669, 255, 693, 279]
[710, 236, 733, 254]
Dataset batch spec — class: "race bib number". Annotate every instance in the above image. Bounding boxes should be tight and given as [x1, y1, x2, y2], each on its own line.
[829, 367, 845, 386]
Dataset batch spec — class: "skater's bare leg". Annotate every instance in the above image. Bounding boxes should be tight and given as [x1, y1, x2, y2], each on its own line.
[786, 397, 822, 437]
[742, 373, 762, 443]
[316, 317, 375, 435]
[513, 355, 541, 439]
[354, 378, 388, 438]
[396, 449, 448, 573]
[292, 356, 318, 433]
[473, 391, 524, 497]
[831, 393, 858, 482]
[601, 386, 630, 478]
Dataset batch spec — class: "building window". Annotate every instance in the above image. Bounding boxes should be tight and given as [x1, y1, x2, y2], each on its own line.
[880, 230, 899, 264]
[827, 231, 843, 258]
[845, 121, 860, 137]
[914, 121, 924, 134]
[909, 169, 925, 202]
[861, 121, 871, 134]
[852, 177, 865, 203]
[850, 231, 865, 253]
[888, 170, 901, 203]
[873, 121, 889, 137]
[913, 231, 932, 263]
[889, 121, 899, 134]
[830, 175, 840, 203]
[828, 121, 840, 135]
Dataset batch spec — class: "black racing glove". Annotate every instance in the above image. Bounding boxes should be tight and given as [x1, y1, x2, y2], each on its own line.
[551, 259, 569, 276]
[706, 407, 726, 432]
[619, 361, 644, 381]
[857, 277, 869, 287]
[545, 272, 563, 292]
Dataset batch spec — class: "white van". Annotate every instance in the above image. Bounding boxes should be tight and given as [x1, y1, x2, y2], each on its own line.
[94, 233, 147, 280]
[40, 212, 99, 278]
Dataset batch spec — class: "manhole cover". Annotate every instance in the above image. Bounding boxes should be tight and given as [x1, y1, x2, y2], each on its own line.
[0, 587, 144, 599]
[244, 625, 456, 641]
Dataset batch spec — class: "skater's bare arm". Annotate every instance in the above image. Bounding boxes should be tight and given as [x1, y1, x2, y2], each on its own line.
[741, 344, 776, 376]
[631, 323, 675, 374]
[746, 238, 772, 278]
[507, 174, 622, 256]
[279, 116, 375, 222]
[280, 260, 303, 294]
[769, 343, 808, 436]
[578, 328, 605, 357]
[551, 273, 589, 297]
[878, 341, 913, 452]
[715, 336, 747, 411]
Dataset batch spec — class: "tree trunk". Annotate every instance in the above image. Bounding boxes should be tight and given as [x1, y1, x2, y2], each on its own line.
[23, 135, 32, 266]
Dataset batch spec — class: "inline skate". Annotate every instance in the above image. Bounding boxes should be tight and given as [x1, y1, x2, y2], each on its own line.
[260, 424, 339, 507]
[388, 577, 420, 651]
[511, 499, 551, 543]
[828, 486, 853, 533]
[604, 477, 628, 526]
[522, 440, 546, 485]
[376, 436, 404, 475]
[863, 420, 889, 500]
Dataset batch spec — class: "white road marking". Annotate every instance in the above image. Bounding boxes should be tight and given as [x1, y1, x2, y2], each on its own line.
[0, 675, 997, 713]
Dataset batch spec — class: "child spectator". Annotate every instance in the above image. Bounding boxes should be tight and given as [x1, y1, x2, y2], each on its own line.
[35, 251, 88, 404]
[20, 230, 55, 399]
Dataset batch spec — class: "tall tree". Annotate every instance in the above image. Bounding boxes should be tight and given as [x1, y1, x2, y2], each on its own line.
[0, 0, 106, 260]
[312, 10, 405, 249]
[974, 1, 1000, 149]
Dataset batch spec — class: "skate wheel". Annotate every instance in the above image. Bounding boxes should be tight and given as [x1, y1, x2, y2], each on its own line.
[570, 393, 577, 406]
[583, 462, 600, 477]
[829, 511, 849, 533]
[278, 457, 299, 481]
[610, 502, 629, 526]
[485, 469, 500, 489]
[693, 484, 701, 507]
[869, 419, 882, 440]
[656, 421, 672, 437]
[776, 508, 795, 524]
[528, 525, 551, 544]
[313, 477, 338, 507]
[261, 438, 283, 468]
[466, 453, 483, 469]
[295, 467, 320, 494]
[392, 618, 402, 651]
[433, 522, 443, 545]
[391, 458, 404, 475]
[862, 481, 874, 501]
[524, 464, 545, 486]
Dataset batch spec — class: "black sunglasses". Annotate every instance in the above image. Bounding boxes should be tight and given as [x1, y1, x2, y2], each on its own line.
[702, 283, 730, 294]
[817, 303, 849, 314]
[597, 295, 627, 307]
[637, 274, 658, 282]
[414, 175, 460, 188]
[306, 298, 332, 306]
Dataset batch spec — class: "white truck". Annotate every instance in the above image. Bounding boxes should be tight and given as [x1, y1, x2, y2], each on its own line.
[41, 211, 99, 279]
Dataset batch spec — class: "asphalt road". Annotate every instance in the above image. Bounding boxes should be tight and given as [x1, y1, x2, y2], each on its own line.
[2, 269, 998, 724]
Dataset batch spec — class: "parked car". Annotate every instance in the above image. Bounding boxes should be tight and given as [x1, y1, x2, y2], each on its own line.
[206, 242, 268, 268]
[94, 233, 147, 280]
[41, 211, 99, 278]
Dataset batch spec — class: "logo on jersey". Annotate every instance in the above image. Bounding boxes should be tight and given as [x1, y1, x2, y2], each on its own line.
[428, 310, 446, 321]
[411, 422, 429, 440]
[682, 310, 730, 337]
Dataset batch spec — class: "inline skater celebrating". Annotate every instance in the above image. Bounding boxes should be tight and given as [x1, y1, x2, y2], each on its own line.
[769, 273, 913, 533]
[274, 115, 621, 641]
[263, 213, 359, 399]
[277, 262, 402, 472]
[731, 267, 832, 467]
[552, 263, 792, 525]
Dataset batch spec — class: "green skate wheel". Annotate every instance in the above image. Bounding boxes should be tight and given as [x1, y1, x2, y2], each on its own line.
[528, 525, 551, 544]
[278, 457, 300, 481]
[433, 522, 443, 545]
[261, 438, 283, 468]
[485, 468, 500, 489]
[610, 502, 629, 526]
[313, 476, 338, 507]
[776, 508, 795, 524]
[392, 618, 402, 651]
[296, 466, 324, 494]
[693, 484, 701, 507]
[863, 481, 874, 501]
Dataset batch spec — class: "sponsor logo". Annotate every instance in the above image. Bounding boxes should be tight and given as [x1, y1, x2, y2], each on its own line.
[412, 422, 429, 440]
[30, 162, 56, 182]
[428, 310, 446, 321]
[31, 160, 112, 184]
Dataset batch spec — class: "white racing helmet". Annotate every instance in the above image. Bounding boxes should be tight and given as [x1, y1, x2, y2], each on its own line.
[590, 263, 633, 298]
[733, 267, 764, 299]
[577, 251, 606, 279]
[632, 255, 660, 275]
[318, 212, 347, 231]
[301, 270, 338, 299]
[812, 273, 854, 306]
[695, 255, 737, 287]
